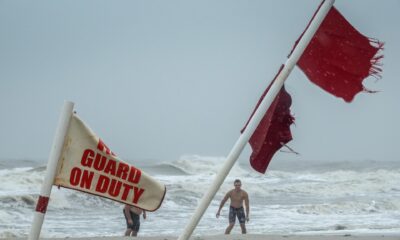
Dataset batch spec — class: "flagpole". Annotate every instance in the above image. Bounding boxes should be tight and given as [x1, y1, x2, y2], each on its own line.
[29, 101, 74, 240]
[177, 1, 334, 239]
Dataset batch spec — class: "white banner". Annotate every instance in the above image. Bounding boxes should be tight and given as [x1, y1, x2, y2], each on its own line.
[54, 114, 165, 211]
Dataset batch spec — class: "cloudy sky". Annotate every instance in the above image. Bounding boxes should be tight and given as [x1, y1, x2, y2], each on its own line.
[1, 0, 399, 165]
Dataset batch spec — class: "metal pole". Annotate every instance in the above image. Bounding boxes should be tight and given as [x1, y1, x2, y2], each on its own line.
[28, 101, 74, 240]
[177, 1, 334, 239]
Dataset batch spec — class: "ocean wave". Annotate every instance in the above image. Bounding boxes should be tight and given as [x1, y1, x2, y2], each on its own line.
[1, 157, 400, 238]
[166, 155, 249, 176]
[248, 169, 400, 198]
[0, 194, 36, 207]
[0, 159, 43, 170]
[296, 200, 400, 215]
[28, 165, 47, 172]
[0, 167, 44, 195]
[1, 159, 399, 206]
[146, 162, 190, 175]
[0, 230, 20, 238]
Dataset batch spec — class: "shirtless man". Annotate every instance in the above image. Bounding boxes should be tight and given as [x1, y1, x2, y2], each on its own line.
[216, 179, 250, 234]
[123, 204, 146, 237]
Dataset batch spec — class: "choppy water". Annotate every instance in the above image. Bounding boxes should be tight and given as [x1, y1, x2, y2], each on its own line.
[0, 156, 399, 238]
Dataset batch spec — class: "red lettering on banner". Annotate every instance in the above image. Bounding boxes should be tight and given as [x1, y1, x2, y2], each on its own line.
[92, 174, 145, 203]
[70, 167, 94, 190]
[127, 166, 141, 184]
[132, 187, 145, 204]
[116, 162, 129, 179]
[96, 175, 110, 193]
[81, 149, 95, 167]
[80, 170, 94, 189]
[121, 183, 133, 201]
[97, 138, 116, 156]
[108, 179, 122, 197]
[94, 153, 107, 171]
[108, 178, 122, 197]
[79, 150, 143, 193]
[104, 159, 116, 176]
[70, 167, 81, 186]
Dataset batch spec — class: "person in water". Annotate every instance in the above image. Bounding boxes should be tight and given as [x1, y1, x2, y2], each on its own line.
[123, 204, 146, 237]
[216, 179, 250, 234]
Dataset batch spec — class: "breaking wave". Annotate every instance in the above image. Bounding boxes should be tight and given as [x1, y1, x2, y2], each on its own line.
[1, 156, 399, 238]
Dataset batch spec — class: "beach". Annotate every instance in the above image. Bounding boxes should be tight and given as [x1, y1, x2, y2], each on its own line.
[4, 234, 400, 240]
[1, 157, 399, 238]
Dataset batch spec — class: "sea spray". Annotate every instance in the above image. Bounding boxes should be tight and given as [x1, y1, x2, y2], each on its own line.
[1, 156, 399, 238]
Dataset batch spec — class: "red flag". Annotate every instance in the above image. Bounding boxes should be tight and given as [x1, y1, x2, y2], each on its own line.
[244, 3, 383, 174]
[242, 66, 295, 174]
[294, 5, 384, 102]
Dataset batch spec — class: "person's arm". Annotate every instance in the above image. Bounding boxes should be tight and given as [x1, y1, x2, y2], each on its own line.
[143, 210, 147, 220]
[216, 191, 230, 218]
[124, 205, 133, 225]
[244, 191, 250, 222]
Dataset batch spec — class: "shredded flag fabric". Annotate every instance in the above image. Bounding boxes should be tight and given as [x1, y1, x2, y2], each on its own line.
[244, 3, 384, 174]
[293, 5, 384, 102]
[54, 114, 166, 211]
[242, 66, 295, 174]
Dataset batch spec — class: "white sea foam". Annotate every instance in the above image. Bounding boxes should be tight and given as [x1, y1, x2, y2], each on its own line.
[0, 156, 399, 238]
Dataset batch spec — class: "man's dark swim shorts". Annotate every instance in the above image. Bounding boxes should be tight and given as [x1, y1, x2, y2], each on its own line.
[123, 210, 140, 231]
[229, 206, 246, 224]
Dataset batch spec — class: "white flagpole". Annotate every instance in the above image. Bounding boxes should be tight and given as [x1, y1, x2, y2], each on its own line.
[29, 101, 74, 240]
[177, 1, 335, 239]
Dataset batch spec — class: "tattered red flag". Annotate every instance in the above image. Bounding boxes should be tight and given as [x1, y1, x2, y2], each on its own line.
[242, 66, 295, 174]
[294, 5, 384, 102]
[244, 3, 383, 174]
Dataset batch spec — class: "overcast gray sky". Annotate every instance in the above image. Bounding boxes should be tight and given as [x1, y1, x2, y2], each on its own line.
[1, 0, 399, 165]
